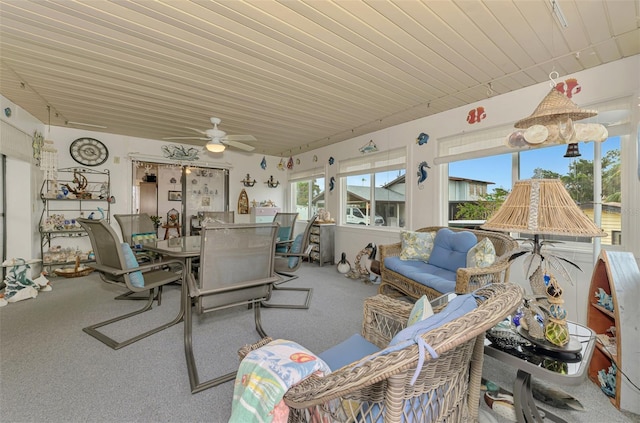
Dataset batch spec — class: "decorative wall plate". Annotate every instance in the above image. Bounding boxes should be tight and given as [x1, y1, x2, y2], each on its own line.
[69, 137, 109, 166]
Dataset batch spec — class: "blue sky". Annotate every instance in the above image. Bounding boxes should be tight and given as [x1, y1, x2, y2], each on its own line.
[449, 137, 620, 193]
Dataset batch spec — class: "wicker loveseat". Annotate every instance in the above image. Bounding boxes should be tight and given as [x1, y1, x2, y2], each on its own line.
[379, 226, 518, 300]
[237, 283, 522, 423]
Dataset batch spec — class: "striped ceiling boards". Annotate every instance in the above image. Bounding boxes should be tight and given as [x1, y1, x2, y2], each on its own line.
[1, 0, 638, 156]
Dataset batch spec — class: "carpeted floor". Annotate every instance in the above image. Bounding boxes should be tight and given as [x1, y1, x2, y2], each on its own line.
[1, 263, 637, 422]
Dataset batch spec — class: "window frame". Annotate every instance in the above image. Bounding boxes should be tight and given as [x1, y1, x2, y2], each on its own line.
[337, 148, 407, 229]
[288, 167, 325, 221]
[438, 96, 631, 253]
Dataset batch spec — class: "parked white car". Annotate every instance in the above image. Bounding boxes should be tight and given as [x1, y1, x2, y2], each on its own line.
[346, 207, 384, 226]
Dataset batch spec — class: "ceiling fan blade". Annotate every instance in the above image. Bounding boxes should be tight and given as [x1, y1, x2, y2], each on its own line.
[186, 127, 207, 135]
[225, 134, 257, 142]
[163, 136, 209, 140]
[224, 140, 255, 151]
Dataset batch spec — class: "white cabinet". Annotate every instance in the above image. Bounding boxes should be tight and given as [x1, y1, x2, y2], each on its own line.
[250, 207, 280, 223]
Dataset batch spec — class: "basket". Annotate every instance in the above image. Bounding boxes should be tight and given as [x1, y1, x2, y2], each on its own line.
[54, 256, 94, 278]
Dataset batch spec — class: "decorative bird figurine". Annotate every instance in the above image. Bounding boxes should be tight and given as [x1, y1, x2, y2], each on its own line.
[336, 252, 351, 274]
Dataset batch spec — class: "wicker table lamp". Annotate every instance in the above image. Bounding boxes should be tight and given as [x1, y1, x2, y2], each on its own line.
[481, 178, 606, 346]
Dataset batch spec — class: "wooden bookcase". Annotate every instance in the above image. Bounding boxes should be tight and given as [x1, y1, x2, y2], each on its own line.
[586, 250, 640, 414]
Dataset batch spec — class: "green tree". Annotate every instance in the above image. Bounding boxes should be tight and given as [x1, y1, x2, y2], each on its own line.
[532, 168, 562, 179]
[455, 187, 510, 220]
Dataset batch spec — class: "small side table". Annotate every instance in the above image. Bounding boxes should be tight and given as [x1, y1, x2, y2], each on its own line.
[162, 224, 181, 239]
[484, 321, 596, 423]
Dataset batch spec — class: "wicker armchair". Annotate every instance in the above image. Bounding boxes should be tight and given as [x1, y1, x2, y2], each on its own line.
[379, 226, 518, 300]
[238, 283, 522, 423]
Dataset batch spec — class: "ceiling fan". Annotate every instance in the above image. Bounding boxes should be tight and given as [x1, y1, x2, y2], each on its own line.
[164, 117, 256, 152]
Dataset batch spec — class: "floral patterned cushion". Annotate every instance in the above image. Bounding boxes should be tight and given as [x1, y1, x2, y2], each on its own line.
[466, 237, 496, 268]
[399, 230, 436, 261]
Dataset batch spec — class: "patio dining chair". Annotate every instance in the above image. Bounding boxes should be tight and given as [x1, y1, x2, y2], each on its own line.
[114, 213, 159, 262]
[273, 212, 298, 252]
[262, 214, 318, 310]
[184, 222, 281, 393]
[77, 218, 184, 350]
[237, 283, 522, 423]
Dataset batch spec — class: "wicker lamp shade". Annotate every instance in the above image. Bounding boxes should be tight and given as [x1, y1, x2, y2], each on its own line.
[514, 88, 597, 129]
[481, 179, 606, 238]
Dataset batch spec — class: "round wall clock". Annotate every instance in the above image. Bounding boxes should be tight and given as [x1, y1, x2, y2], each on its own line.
[69, 137, 109, 166]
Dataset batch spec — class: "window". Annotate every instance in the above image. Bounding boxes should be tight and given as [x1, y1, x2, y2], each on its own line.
[338, 148, 406, 228]
[439, 95, 628, 247]
[289, 168, 324, 220]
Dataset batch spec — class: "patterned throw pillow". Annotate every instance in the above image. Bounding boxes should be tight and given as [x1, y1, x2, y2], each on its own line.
[399, 230, 435, 261]
[120, 243, 145, 288]
[466, 237, 496, 268]
[407, 295, 434, 326]
[131, 232, 156, 248]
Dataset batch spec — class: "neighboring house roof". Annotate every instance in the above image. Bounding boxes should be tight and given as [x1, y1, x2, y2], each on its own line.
[346, 185, 405, 203]
[449, 176, 495, 185]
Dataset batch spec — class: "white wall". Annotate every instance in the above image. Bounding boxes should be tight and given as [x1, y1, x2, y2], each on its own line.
[292, 55, 640, 324]
[45, 126, 287, 228]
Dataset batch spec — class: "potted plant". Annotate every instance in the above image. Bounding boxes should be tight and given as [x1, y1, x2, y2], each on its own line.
[150, 215, 162, 229]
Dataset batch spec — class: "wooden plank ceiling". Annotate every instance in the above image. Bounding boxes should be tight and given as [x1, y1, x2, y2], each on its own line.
[0, 0, 638, 156]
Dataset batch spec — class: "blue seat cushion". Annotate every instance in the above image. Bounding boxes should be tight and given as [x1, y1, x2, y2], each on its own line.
[318, 333, 381, 371]
[384, 256, 457, 294]
[428, 228, 477, 273]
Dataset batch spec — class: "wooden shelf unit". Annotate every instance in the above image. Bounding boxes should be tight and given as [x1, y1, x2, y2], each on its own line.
[586, 250, 640, 414]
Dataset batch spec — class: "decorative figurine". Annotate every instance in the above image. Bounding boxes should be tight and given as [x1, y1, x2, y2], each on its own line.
[1, 258, 51, 307]
[336, 253, 351, 274]
[416, 132, 429, 145]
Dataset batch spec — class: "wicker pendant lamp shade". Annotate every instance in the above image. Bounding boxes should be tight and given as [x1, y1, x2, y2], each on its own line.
[481, 179, 606, 238]
[514, 89, 597, 129]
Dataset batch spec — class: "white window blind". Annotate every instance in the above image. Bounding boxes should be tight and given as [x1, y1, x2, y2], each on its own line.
[0, 121, 32, 162]
[338, 148, 406, 176]
[289, 166, 324, 181]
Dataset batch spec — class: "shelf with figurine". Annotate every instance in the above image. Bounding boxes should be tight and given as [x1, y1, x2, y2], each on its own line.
[39, 167, 110, 272]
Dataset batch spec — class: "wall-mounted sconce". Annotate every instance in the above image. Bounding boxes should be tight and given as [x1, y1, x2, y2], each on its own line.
[241, 173, 256, 187]
[265, 175, 280, 188]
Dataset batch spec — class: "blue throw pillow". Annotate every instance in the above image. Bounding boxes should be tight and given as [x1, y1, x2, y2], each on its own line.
[287, 234, 304, 268]
[120, 243, 144, 288]
[428, 228, 477, 273]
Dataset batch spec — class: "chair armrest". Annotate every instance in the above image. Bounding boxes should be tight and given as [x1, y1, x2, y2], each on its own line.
[91, 259, 183, 276]
[379, 242, 402, 260]
[361, 294, 413, 348]
[455, 257, 511, 293]
[238, 337, 274, 361]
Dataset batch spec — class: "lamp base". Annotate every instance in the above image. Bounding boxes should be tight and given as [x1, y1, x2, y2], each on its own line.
[517, 326, 581, 354]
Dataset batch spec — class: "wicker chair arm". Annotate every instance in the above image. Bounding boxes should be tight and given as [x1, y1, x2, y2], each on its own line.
[379, 242, 401, 259]
[455, 257, 511, 293]
[361, 294, 412, 348]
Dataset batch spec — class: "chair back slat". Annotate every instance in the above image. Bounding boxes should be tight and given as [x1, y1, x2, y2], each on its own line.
[197, 222, 280, 311]
[79, 218, 126, 270]
[114, 213, 156, 245]
[273, 212, 298, 243]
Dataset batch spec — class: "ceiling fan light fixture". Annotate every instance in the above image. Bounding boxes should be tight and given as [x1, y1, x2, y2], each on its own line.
[206, 140, 225, 153]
